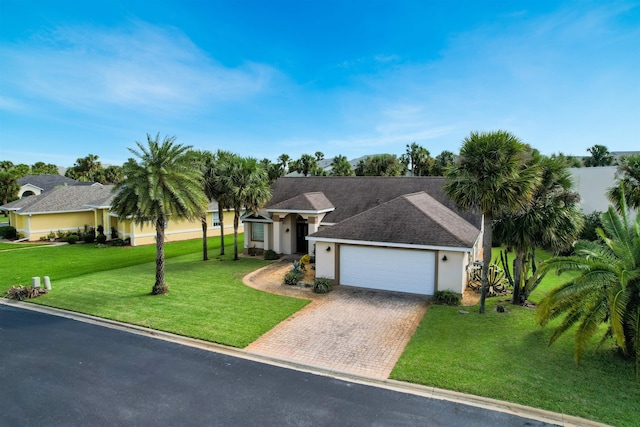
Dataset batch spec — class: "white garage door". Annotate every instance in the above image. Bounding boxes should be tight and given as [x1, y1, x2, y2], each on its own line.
[339, 245, 435, 295]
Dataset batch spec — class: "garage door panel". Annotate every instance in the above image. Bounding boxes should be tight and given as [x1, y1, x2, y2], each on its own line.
[340, 246, 435, 295]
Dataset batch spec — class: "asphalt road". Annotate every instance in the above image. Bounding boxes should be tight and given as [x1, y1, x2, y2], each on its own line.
[0, 304, 558, 426]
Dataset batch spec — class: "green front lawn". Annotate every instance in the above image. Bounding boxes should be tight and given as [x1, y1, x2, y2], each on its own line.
[1, 235, 310, 347]
[1, 235, 237, 285]
[391, 248, 638, 426]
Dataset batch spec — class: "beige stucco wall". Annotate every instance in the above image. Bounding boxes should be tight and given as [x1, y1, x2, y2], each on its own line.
[314, 241, 336, 279]
[436, 250, 468, 294]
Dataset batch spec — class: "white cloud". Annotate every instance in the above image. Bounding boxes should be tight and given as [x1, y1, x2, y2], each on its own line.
[1, 21, 282, 115]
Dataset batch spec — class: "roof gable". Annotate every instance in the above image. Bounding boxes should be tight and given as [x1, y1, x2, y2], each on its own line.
[17, 174, 87, 192]
[267, 191, 335, 213]
[308, 191, 480, 248]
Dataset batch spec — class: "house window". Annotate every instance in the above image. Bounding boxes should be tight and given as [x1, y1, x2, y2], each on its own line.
[212, 212, 221, 227]
[251, 223, 264, 242]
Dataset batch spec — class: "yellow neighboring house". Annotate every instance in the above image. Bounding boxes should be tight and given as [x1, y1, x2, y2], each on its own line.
[0, 184, 239, 246]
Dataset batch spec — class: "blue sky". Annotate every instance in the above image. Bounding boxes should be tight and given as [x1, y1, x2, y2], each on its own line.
[1, 0, 638, 167]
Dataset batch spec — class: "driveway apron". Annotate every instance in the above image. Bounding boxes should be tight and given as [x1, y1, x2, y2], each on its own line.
[244, 262, 428, 378]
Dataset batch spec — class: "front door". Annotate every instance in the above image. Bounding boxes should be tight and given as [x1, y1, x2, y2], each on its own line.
[296, 222, 309, 253]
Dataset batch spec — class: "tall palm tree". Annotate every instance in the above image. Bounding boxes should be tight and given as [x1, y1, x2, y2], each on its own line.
[193, 150, 216, 261]
[111, 133, 208, 295]
[224, 156, 271, 260]
[494, 154, 583, 304]
[444, 130, 541, 313]
[536, 195, 640, 377]
[207, 150, 238, 256]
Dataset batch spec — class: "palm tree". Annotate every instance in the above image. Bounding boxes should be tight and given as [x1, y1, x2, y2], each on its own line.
[444, 130, 540, 313]
[207, 150, 238, 256]
[330, 155, 354, 176]
[584, 144, 614, 167]
[224, 156, 271, 260]
[0, 169, 20, 205]
[536, 194, 640, 377]
[111, 133, 208, 295]
[193, 150, 216, 261]
[494, 154, 583, 304]
[607, 154, 640, 212]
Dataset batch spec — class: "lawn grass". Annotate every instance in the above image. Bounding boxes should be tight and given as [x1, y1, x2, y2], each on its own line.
[391, 248, 638, 426]
[1, 235, 237, 287]
[27, 251, 310, 347]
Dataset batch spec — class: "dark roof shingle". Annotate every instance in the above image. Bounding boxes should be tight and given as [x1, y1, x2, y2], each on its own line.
[267, 176, 481, 228]
[309, 191, 480, 248]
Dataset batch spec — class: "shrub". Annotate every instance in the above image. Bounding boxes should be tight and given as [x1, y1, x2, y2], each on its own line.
[97, 225, 104, 235]
[111, 227, 118, 239]
[300, 254, 310, 265]
[96, 233, 107, 244]
[432, 290, 461, 306]
[111, 238, 126, 247]
[65, 235, 79, 244]
[580, 211, 603, 241]
[84, 227, 96, 243]
[264, 249, 280, 260]
[312, 277, 333, 294]
[5, 285, 48, 301]
[292, 260, 304, 275]
[0, 226, 17, 240]
[284, 272, 301, 286]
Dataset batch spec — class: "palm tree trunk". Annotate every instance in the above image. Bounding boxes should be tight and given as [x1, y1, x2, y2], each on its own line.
[480, 212, 492, 314]
[201, 216, 208, 261]
[219, 209, 225, 256]
[233, 210, 239, 261]
[152, 216, 168, 295]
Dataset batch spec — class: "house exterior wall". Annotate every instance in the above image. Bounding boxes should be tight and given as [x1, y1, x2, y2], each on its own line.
[118, 210, 239, 246]
[314, 241, 336, 279]
[436, 250, 468, 294]
[280, 214, 296, 254]
[244, 222, 266, 252]
[22, 211, 95, 240]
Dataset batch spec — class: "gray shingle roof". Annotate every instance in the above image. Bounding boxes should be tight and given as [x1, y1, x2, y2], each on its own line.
[2, 185, 115, 213]
[18, 174, 89, 192]
[268, 192, 334, 212]
[308, 191, 480, 248]
[266, 176, 481, 228]
[2, 184, 222, 214]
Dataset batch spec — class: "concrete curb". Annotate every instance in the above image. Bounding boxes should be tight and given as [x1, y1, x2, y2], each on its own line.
[1, 298, 611, 427]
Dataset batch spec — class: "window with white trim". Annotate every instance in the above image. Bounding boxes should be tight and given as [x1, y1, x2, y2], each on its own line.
[251, 223, 264, 242]
[212, 212, 221, 227]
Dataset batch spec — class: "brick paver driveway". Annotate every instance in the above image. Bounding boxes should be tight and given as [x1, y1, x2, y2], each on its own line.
[244, 262, 428, 378]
